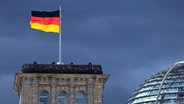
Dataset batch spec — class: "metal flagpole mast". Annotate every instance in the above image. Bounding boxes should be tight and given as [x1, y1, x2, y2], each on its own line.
[59, 5, 62, 64]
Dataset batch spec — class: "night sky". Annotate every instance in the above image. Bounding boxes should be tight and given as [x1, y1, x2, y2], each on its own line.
[1, 0, 184, 104]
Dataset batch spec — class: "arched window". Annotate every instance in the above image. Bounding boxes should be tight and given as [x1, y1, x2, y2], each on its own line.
[76, 91, 86, 104]
[40, 90, 49, 104]
[57, 91, 68, 104]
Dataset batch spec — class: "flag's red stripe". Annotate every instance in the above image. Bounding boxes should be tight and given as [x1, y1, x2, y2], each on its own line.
[30, 16, 60, 25]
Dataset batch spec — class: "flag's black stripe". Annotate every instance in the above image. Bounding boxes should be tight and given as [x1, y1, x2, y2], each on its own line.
[31, 10, 59, 17]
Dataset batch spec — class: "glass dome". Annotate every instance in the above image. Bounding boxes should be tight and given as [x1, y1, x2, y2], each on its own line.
[127, 62, 184, 104]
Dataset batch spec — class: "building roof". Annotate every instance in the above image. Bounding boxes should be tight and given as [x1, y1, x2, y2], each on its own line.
[21, 62, 103, 74]
[127, 63, 184, 104]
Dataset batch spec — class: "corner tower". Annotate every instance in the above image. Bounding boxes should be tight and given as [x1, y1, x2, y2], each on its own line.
[14, 62, 109, 104]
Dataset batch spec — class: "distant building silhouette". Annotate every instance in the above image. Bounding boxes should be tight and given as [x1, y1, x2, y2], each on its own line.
[14, 62, 109, 104]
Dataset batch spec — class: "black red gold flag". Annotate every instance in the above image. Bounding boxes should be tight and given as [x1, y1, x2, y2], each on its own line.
[30, 10, 60, 33]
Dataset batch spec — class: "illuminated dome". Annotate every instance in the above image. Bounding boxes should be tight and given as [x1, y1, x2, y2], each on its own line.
[128, 62, 184, 104]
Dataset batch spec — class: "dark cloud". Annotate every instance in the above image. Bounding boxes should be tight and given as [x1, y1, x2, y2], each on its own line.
[0, 74, 18, 103]
[1, 0, 184, 104]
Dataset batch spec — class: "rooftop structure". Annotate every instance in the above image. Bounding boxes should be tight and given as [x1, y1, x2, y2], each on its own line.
[21, 62, 103, 74]
[14, 62, 109, 104]
[127, 62, 184, 104]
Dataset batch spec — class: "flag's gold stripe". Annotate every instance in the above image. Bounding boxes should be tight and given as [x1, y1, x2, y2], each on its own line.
[30, 22, 59, 33]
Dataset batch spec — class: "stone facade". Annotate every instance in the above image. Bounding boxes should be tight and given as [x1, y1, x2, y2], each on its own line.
[14, 63, 109, 104]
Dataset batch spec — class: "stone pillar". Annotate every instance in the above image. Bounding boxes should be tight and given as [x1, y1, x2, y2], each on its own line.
[94, 81, 103, 104]
[87, 85, 94, 104]
[32, 78, 39, 104]
[20, 78, 25, 104]
[19, 88, 23, 104]
[69, 85, 75, 104]
[21, 77, 32, 104]
[51, 78, 56, 104]
[95, 85, 103, 104]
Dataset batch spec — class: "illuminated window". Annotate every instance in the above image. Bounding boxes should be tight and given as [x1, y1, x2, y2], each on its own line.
[57, 91, 68, 104]
[40, 91, 49, 104]
[76, 91, 86, 104]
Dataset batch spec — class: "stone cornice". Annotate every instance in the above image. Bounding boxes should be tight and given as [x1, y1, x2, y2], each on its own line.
[14, 73, 109, 93]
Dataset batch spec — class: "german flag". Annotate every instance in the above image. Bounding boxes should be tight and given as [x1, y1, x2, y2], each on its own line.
[30, 10, 60, 33]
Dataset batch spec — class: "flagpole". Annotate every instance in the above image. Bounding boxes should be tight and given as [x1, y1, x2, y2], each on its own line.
[59, 5, 62, 64]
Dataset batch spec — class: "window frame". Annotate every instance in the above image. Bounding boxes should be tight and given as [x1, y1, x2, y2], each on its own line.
[40, 90, 49, 104]
[57, 91, 68, 104]
[76, 91, 86, 104]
